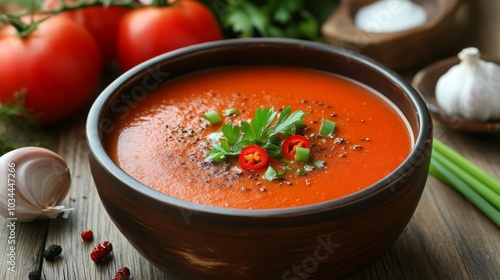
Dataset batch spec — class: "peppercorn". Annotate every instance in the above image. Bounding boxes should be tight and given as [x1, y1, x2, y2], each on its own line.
[90, 241, 113, 262]
[43, 244, 62, 261]
[113, 267, 131, 280]
[81, 229, 93, 241]
[28, 269, 41, 280]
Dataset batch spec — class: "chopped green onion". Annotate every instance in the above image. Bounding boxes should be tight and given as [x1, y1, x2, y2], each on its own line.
[223, 108, 239, 116]
[432, 146, 500, 211]
[296, 168, 306, 176]
[319, 119, 336, 136]
[203, 110, 222, 125]
[433, 139, 500, 196]
[282, 165, 293, 172]
[430, 156, 500, 227]
[294, 147, 310, 163]
[429, 139, 500, 227]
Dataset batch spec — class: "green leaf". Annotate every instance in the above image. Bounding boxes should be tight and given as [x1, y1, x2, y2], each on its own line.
[222, 122, 242, 146]
[296, 10, 321, 41]
[263, 166, 286, 181]
[252, 107, 276, 140]
[263, 143, 282, 158]
[270, 107, 306, 136]
[304, 165, 314, 172]
[240, 120, 257, 141]
[206, 149, 228, 163]
[224, 1, 269, 37]
[271, 0, 302, 23]
[313, 160, 325, 169]
[296, 168, 306, 176]
[313, 160, 326, 169]
[220, 138, 230, 152]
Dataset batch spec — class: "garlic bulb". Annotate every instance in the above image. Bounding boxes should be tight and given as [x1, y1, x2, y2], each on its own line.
[436, 47, 500, 121]
[0, 147, 71, 222]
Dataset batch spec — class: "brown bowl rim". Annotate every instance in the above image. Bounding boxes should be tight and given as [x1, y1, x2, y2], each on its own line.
[86, 38, 432, 217]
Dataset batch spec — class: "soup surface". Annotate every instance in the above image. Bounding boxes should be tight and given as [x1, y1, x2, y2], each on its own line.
[106, 66, 412, 209]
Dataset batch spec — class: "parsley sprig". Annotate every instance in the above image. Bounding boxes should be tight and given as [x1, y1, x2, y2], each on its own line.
[206, 106, 306, 162]
[0, 91, 46, 155]
[201, 0, 338, 41]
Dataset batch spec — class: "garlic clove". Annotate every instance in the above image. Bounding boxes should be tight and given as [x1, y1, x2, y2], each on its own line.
[0, 147, 71, 222]
[435, 47, 500, 121]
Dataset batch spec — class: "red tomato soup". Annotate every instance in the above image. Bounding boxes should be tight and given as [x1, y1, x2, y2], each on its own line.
[105, 66, 412, 209]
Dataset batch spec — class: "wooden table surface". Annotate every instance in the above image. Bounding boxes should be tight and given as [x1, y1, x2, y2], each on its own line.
[1, 72, 499, 280]
[2, 0, 500, 276]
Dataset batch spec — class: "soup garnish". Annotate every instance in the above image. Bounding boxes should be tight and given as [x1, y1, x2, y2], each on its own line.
[206, 106, 329, 180]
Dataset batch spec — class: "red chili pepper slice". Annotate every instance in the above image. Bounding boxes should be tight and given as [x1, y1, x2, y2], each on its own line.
[239, 145, 270, 171]
[281, 135, 311, 160]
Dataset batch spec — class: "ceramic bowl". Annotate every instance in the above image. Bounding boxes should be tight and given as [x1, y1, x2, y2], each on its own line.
[86, 38, 433, 280]
[412, 55, 500, 133]
[321, 0, 469, 71]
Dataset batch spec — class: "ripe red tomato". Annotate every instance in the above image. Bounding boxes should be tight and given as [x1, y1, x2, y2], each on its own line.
[65, 6, 130, 64]
[42, 0, 130, 64]
[0, 15, 102, 124]
[117, 0, 223, 71]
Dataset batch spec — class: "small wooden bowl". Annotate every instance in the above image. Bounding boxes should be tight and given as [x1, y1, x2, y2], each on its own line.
[322, 0, 469, 71]
[412, 56, 500, 133]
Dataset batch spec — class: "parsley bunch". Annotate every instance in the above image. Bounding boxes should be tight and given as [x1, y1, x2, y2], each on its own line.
[201, 0, 338, 41]
[206, 106, 306, 162]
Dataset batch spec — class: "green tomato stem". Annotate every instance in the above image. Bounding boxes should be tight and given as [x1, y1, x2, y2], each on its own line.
[1, 0, 136, 38]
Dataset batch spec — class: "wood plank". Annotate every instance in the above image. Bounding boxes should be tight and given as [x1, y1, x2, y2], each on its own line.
[0, 220, 48, 280]
[40, 112, 171, 279]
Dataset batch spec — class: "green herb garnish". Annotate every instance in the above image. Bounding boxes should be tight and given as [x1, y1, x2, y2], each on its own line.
[263, 166, 287, 181]
[206, 122, 243, 163]
[294, 146, 310, 163]
[203, 110, 223, 125]
[304, 165, 314, 172]
[206, 106, 306, 161]
[296, 168, 306, 176]
[204, 0, 337, 41]
[319, 119, 336, 136]
[223, 108, 239, 116]
[429, 139, 500, 227]
[313, 160, 325, 169]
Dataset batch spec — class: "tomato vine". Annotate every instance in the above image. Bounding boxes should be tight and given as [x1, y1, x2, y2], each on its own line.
[0, 0, 136, 37]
